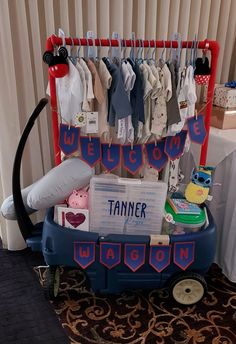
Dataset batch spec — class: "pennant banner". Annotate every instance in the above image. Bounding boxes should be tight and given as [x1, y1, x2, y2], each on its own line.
[101, 144, 121, 172]
[145, 140, 168, 171]
[74, 242, 95, 269]
[165, 130, 187, 160]
[80, 136, 101, 167]
[174, 242, 195, 270]
[59, 124, 79, 155]
[149, 245, 171, 272]
[100, 242, 121, 269]
[122, 145, 143, 175]
[187, 114, 206, 144]
[124, 244, 146, 272]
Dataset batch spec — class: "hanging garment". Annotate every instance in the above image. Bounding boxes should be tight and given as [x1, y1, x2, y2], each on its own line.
[102, 58, 132, 128]
[79, 58, 94, 110]
[166, 61, 181, 126]
[184, 65, 197, 117]
[47, 59, 84, 125]
[166, 67, 188, 135]
[96, 59, 112, 142]
[128, 59, 145, 140]
[76, 61, 90, 112]
[118, 61, 136, 143]
[151, 64, 172, 138]
[87, 59, 105, 106]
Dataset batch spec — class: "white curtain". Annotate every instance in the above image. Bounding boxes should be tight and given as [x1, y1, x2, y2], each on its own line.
[0, 0, 236, 250]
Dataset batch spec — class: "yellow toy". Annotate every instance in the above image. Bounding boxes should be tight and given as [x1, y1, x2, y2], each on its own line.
[185, 166, 214, 204]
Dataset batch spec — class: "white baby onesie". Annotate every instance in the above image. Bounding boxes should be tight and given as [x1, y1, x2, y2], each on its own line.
[76, 61, 90, 112]
[79, 58, 94, 110]
[46, 59, 84, 125]
[184, 65, 197, 118]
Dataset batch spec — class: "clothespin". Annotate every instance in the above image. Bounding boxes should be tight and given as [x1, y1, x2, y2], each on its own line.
[108, 137, 112, 148]
[194, 109, 198, 120]
[89, 134, 92, 142]
[131, 141, 134, 150]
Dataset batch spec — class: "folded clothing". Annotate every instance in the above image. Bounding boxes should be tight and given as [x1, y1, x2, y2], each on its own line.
[27, 158, 94, 210]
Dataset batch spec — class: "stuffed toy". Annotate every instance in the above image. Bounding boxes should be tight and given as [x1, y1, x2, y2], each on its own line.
[185, 166, 215, 204]
[67, 189, 89, 209]
[43, 46, 69, 78]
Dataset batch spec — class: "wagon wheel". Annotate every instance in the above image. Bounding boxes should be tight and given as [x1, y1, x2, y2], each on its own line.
[43, 266, 60, 300]
[170, 272, 207, 305]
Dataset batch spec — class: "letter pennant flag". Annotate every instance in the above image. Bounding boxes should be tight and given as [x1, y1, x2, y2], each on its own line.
[122, 145, 143, 174]
[59, 124, 79, 155]
[187, 114, 206, 144]
[101, 144, 121, 172]
[174, 242, 195, 270]
[80, 136, 101, 167]
[100, 242, 121, 269]
[145, 140, 168, 171]
[149, 245, 171, 272]
[165, 130, 187, 160]
[124, 244, 146, 272]
[74, 242, 95, 269]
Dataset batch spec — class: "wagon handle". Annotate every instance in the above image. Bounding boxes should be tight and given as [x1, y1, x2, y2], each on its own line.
[12, 98, 48, 241]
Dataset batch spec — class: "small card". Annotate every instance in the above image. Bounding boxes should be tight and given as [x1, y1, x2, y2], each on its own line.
[86, 112, 98, 134]
[57, 206, 89, 231]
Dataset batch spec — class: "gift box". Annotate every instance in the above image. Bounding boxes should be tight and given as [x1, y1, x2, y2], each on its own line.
[196, 103, 236, 129]
[203, 84, 236, 108]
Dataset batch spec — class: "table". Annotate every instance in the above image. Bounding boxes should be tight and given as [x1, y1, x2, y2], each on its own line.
[180, 127, 236, 282]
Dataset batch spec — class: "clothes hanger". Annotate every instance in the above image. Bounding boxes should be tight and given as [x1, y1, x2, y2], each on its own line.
[121, 39, 127, 62]
[159, 40, 166, 68]
[77, 38, 81, 59]
[145, 40, 151, 63]
[96, 38, 101, 61]
[150, 39, 157, 65]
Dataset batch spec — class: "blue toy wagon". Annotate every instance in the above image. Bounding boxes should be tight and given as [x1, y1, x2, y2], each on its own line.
[12, 99, 217, 306]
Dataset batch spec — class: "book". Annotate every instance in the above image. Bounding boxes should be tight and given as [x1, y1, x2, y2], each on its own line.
[167, 198, 201, 215]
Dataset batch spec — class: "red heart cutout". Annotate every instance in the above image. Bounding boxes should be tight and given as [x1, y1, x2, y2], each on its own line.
[65, 212, 86, 228]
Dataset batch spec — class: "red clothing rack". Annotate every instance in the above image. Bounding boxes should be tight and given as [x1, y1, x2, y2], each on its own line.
[45, 35, 219, 167]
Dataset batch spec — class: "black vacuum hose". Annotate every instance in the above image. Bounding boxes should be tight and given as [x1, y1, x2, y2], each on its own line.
[12, 98, 48, 241]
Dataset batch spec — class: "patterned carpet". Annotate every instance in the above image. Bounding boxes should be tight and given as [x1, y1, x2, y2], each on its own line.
[36, 264, 236, 344]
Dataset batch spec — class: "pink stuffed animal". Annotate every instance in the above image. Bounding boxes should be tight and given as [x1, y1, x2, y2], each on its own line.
[67, 189, 89, 209]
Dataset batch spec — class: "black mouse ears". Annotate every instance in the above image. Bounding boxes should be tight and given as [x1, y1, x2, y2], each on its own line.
[43, 47, 68, 65]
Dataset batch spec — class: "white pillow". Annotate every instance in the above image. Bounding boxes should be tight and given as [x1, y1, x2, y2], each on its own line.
[1, 183, 37, 220]
[27, 158, 94, 210]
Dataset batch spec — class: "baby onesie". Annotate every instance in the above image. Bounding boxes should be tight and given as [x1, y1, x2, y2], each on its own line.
[118, 61, 136, 143]
[87, 59, 105, 106]
[166, 61, 181, 126]
[76, 61, 90, 112]
[166, 67, 188, 135]
[46, 59, 84, 125]
[139, 63, 156, 143]
[184, 65, 197, 118]
[151, 64, 172, 138]
[79, 58, 94, 110]
[128, 60, 145, 140]
[97, 59, 112, 142]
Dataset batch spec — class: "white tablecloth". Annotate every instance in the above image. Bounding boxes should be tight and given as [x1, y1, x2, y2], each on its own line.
[181, 128, 236, 282]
